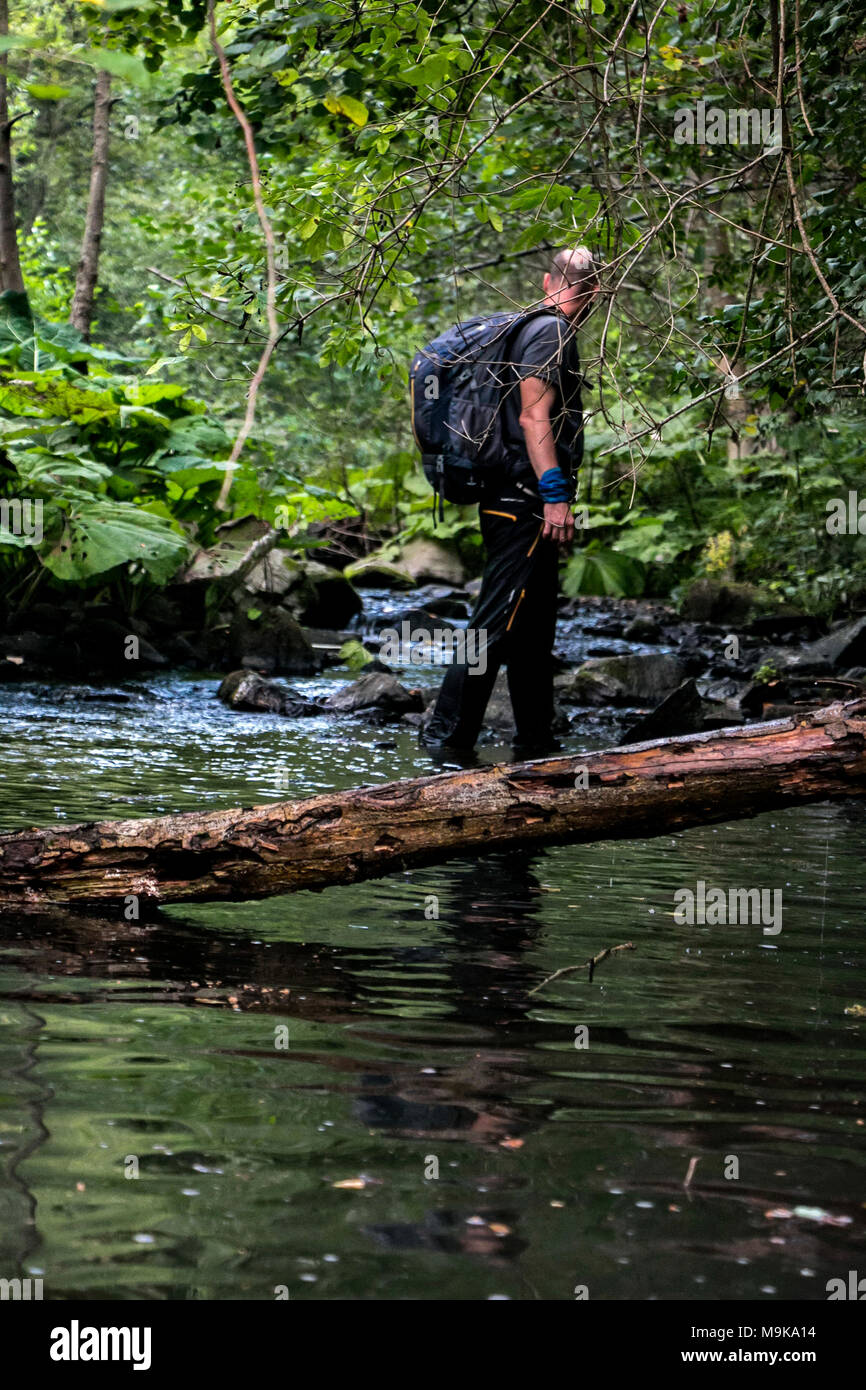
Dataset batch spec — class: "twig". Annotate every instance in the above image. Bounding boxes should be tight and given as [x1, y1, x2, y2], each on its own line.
[207, 0, 280, 511]
[528, 941, 635, 995]
[145, 266, 232, 303]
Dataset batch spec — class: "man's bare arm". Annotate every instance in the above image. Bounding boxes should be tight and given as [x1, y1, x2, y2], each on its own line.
[518, 376, 574, 545]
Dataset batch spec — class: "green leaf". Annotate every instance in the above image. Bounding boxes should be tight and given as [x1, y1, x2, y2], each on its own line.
[13, 451, 112, 489]
[508, 184, 549, 211]
[562, 548, 646, 598]
[0, 35, 38, 53]
[81, 48, 153, 87]
[338, 639, 375, 672]
[43, 494, 189, 582]
[164, 415, 231, 454]
[144, 355, 185, 375]
[0, 292, 140, 370]
[0, 373, 121, 425]
[26, 84, 71, 101]
[323, 93, 368, 127]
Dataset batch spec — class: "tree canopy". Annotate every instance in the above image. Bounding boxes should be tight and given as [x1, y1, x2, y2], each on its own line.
[1, 0, 865, 609]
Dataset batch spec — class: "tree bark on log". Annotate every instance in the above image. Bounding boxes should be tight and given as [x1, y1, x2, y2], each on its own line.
[1, 699, 865, 912]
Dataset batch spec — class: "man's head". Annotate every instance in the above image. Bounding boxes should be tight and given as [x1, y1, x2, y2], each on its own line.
[543, 246, 600, 322]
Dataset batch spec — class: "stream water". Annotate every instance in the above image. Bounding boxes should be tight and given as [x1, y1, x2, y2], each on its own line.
[0, 650, 864, 1301]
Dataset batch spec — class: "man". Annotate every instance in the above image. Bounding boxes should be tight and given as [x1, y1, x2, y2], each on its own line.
[419, 246, 599, 759]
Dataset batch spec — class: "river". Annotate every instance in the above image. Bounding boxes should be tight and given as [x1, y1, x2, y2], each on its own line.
[0, 664, 863, 1301]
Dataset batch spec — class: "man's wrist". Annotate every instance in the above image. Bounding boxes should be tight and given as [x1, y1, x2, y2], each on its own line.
[537, 466, 572, 503]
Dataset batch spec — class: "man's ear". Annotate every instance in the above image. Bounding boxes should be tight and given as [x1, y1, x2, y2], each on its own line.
[542, 272, 551, 295]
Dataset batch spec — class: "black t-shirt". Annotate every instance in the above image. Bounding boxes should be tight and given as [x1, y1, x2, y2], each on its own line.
[499, 309, 585, 489]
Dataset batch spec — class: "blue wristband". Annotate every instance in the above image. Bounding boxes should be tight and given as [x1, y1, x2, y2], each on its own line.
[537, 467, 572, 503]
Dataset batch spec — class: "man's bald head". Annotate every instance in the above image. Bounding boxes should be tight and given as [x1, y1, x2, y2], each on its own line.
[544, 246, 600, 320]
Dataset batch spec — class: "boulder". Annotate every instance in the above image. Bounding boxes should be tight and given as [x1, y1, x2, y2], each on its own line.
[555, 653, 687, 706]
[480, 670, 515, 733]
[343, 557, 415, 589]
[52, 686, 138, 705]
[397, 538, 466, 587]
[390, 606, 459, 634]
[764, 614, 866, 676]
[703, 678, 746, 702]
[279, 560, 363, 628]
[412, 588, 470, 619]
[746, 612, 825, 641]
[586, 642, 628, 658]
[680, 579, 767, 625]
[3, 600, 70, 635]
[621, 679, 744, 744]
[324, 672, 424, 718]
[305, 515, 382, 571]
[623, 614, 663, 643]
[242, 550, 296, 597]
[69, 618, 168, 673]
[183, 515, 272, 584]
[160, 632, 206, 667]
[217, 669, 322, 717]
[0, 630, 65, 668]
[674, 628, 715, 674]
[0, 614, 169, 679]
[228, 608, 318, 676]
[233, 554, 363, 628]
[0, 654, 31, 681]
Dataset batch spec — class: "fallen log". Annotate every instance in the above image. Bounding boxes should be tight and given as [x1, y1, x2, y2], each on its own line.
[1, 699, 865, 911]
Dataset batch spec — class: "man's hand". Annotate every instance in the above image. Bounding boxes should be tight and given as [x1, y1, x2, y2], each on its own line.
[542, 502, 574, 546]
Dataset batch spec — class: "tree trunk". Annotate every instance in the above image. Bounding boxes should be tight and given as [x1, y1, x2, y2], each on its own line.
[2, 700, 865, 912]
[70, 69, 112, 340]
[0, 0, 25, 294]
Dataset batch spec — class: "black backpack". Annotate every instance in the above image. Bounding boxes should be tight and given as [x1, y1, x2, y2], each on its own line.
[409, 308, 555, 519]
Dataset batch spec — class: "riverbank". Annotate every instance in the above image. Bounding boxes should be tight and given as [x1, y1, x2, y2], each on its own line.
[3, 546, 864, 749]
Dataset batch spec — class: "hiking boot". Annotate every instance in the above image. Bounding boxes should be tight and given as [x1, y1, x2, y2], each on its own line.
[510, 736, 564, 760]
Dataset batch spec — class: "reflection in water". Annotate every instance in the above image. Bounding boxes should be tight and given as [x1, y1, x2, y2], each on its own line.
[0, 1001, 50, 1278]
[0, 678, 864, 1300]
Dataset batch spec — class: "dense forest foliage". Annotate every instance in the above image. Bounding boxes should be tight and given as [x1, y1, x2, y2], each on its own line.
[1, 0, 865, 615]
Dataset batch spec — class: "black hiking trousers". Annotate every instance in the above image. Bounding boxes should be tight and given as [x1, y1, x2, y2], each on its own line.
[421, 492, 560, 750]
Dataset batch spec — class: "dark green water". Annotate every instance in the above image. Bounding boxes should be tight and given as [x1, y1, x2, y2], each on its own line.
[0, 675, 864, 1301]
